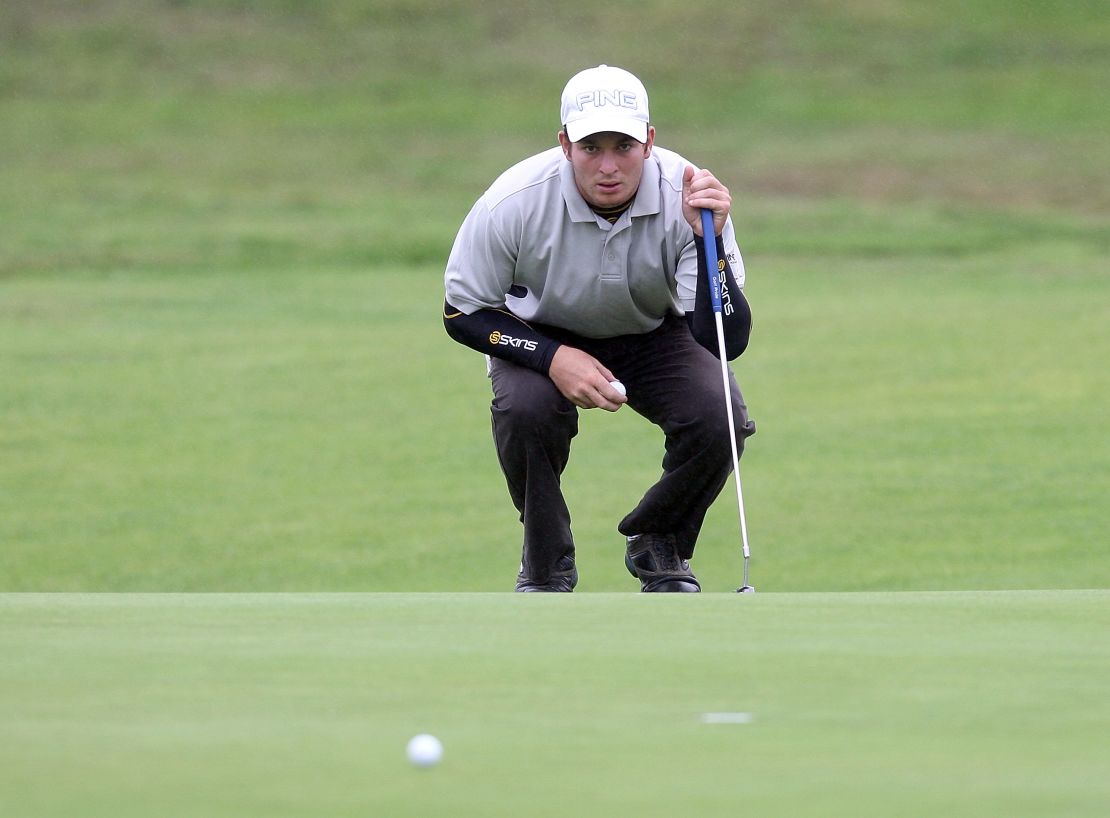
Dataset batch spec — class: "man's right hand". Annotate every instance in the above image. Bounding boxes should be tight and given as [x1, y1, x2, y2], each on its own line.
[548, 346, 628, 412]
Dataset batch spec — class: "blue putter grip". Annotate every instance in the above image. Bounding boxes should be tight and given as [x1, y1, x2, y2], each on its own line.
[701, 208, 723, 313]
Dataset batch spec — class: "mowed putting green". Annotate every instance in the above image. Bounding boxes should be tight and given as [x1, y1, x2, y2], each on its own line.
[2, 592, 1107, 817]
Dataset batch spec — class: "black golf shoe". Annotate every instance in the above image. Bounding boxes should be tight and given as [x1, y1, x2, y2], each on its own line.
[515, 554, 578, 592]
[625, 534, 700, 593]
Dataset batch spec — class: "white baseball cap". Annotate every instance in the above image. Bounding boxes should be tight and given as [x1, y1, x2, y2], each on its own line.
[560, 65, 650, 143]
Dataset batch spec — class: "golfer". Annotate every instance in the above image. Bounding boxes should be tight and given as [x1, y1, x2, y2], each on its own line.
[443, 65, 755, 592]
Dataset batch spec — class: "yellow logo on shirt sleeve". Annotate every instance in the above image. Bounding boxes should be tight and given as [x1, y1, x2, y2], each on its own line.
[489, 330, 537, 351]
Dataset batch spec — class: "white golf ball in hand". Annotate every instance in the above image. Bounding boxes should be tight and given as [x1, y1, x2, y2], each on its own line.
[609, 380, 626, 397]
[406, 734, 443, 768]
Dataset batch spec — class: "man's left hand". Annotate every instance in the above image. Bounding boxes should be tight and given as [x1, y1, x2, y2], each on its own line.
[682, 165, 731, 237]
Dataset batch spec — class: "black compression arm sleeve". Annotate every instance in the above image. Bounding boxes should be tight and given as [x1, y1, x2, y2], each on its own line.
[686, 234, 751, 360]
[443, 301, 562, 373]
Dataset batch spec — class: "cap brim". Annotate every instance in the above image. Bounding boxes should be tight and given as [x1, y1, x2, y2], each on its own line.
[564, 116, 648, 143]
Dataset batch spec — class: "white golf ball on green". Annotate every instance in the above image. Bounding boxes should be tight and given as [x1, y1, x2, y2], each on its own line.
[406, 733, 443, 768]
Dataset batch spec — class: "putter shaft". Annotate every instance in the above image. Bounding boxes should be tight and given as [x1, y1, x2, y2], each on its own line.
[701, 208, 754, 591]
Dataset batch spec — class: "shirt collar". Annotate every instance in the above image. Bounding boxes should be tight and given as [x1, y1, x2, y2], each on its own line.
[561, 162, 596, 223]
[630, 154, 662, 218]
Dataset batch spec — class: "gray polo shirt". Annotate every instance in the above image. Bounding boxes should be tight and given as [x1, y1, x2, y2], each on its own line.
[444, 145, 744, 339]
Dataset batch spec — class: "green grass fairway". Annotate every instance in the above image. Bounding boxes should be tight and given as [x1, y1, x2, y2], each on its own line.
[3, 592, 1107, 817]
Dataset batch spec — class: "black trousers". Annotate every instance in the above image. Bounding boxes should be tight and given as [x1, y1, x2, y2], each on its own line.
[488, 315, 755, 584]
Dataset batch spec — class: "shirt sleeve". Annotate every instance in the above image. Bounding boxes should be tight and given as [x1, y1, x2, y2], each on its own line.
[444, 198, 518, 315]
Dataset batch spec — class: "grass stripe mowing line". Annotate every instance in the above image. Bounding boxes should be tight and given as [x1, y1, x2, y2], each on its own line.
[2, 591, 1108, 817]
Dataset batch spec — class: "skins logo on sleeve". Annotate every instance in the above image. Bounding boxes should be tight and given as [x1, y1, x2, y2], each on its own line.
[489, 331, 538, 351]
[716, 260, 736, 317]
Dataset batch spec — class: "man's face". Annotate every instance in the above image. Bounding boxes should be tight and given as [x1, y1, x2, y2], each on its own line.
[558, 127, 656, 209]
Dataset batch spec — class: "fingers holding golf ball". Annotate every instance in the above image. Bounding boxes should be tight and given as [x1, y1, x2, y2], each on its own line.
[548, 348, 626, 411]
[597, 378, 628, 411]
[569, 379, 626, 411]
[569, 378, 626, 411]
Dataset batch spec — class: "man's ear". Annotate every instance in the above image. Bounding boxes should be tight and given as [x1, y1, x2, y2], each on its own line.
[558, 129, 573, 160]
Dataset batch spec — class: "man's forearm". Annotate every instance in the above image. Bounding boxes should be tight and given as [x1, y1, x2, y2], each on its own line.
[443, 300, 562, 373]
[686, 234, 751, 360]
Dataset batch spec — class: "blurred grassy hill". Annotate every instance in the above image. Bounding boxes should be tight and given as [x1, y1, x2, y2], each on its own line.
[2, 0, 1107, 274]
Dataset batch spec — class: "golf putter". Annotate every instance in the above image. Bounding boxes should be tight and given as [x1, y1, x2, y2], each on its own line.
[701, 208, 755, 593]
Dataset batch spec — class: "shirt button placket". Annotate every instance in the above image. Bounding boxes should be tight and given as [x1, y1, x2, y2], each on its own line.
[603, 228, 627, 281]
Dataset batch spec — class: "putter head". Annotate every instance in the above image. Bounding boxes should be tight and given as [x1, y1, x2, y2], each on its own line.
[736, 584, 756, 593]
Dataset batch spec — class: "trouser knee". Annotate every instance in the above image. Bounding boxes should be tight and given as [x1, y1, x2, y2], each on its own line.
[674, 391, 753, 464]
[489, 362, 579, 459]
